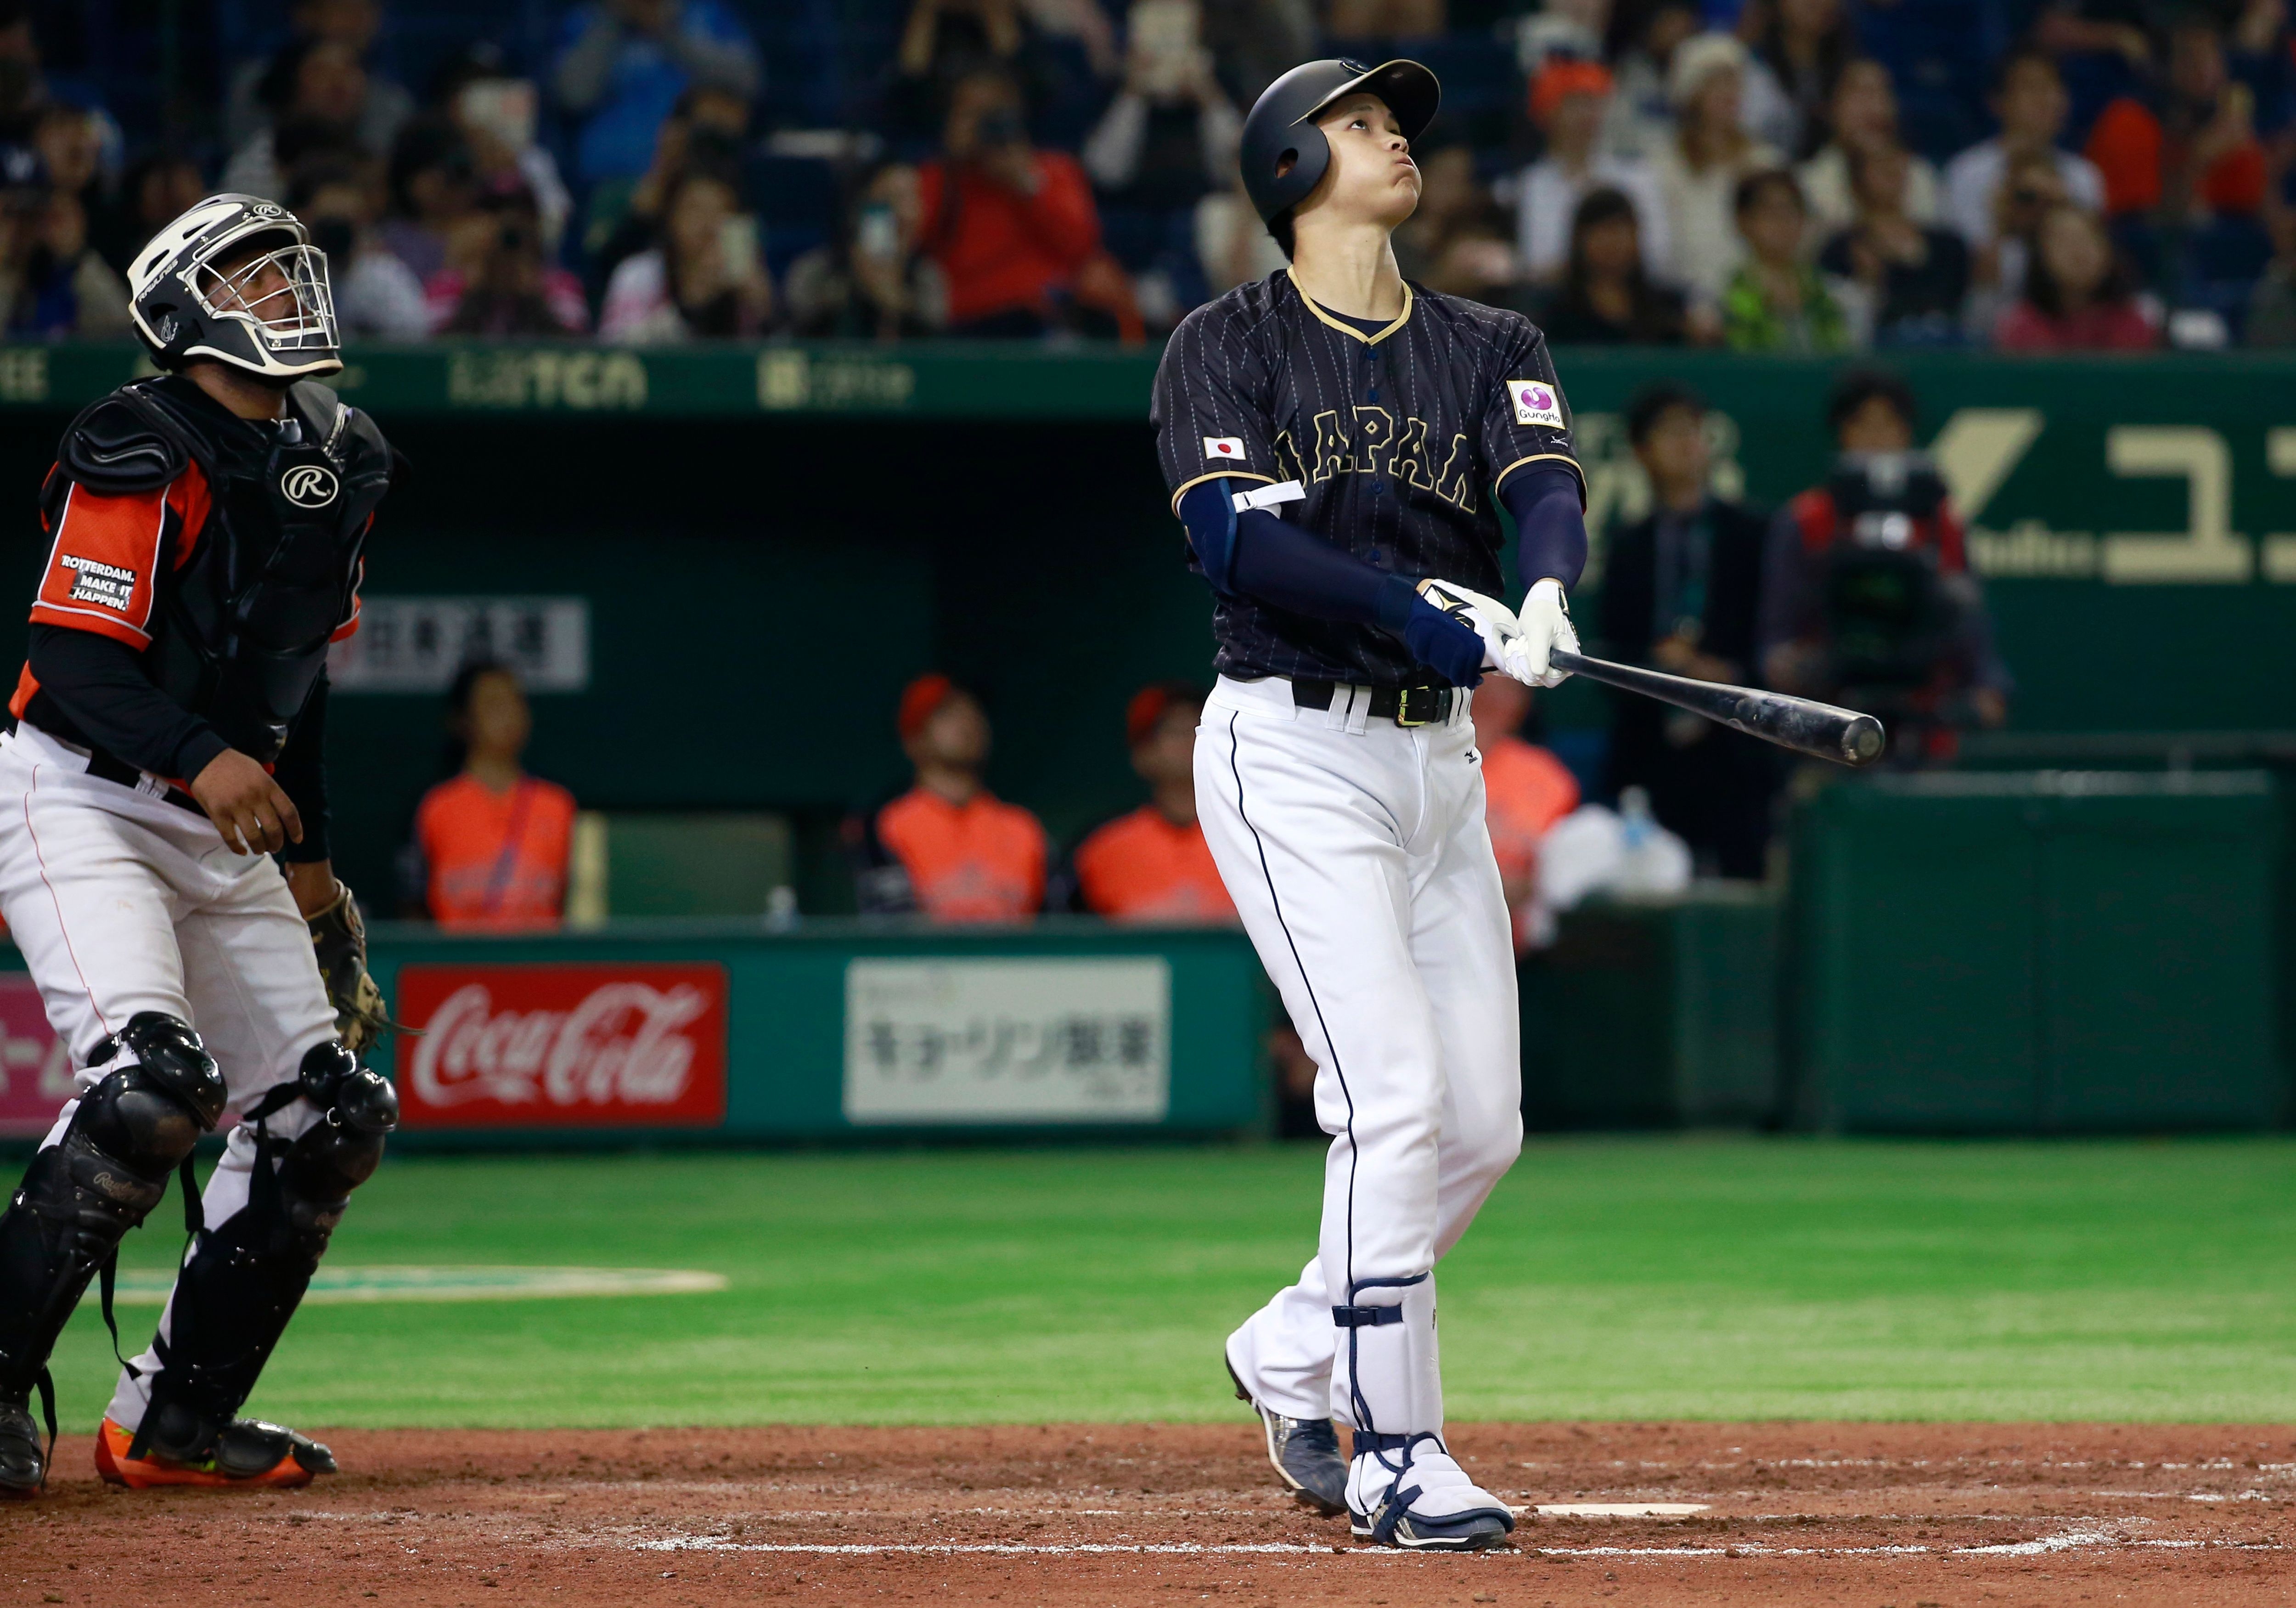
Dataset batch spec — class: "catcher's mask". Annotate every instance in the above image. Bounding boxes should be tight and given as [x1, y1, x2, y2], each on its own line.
[128, 194, 342, 381]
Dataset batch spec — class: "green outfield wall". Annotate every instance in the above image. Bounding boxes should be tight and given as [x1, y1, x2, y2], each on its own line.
[1788, 770, 2288, 1133]
[5, 344, 2294, 908]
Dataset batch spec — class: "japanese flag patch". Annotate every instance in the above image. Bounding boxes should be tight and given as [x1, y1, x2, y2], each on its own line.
[1204, 436, 1247, 463]
[1510, 380, 1565, 429]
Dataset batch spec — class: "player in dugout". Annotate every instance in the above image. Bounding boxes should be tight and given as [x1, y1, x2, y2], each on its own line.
[1053, 682, 1237, 923]
[407, 661, 577, 931]
[851, 672, 1049, 922]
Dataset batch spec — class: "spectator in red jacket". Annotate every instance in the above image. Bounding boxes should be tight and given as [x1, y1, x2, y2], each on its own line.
[2082, 17, 2267, 223]
[917, 67, 1104, 336]
[1995, 202, 2158, 350]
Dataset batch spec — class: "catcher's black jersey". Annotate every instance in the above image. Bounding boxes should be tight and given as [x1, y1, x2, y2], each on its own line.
[1152, 270, 1581, 685]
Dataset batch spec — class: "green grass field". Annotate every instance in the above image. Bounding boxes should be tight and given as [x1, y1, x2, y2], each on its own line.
[45, 1137, 2296, 1428]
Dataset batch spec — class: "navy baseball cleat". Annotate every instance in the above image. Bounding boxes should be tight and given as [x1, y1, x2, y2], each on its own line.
[1346, 1431, 1516, 1551]
[1226, 1356, 1347, 1516]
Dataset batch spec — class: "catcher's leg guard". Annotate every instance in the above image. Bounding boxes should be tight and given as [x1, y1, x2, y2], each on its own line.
[0, 1014, 225, 1494]
[115, 1042, 394, 1484]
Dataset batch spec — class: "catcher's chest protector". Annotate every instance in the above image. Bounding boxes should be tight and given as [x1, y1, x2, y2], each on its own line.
[50, 376, 394, 762]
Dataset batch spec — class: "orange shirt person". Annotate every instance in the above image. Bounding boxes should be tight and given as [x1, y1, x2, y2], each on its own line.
[1068, 683, 1236, 925]
[1472, 675, 1581, 953]
[412, 662, 575, 931]
[855, 674, 1048, 922]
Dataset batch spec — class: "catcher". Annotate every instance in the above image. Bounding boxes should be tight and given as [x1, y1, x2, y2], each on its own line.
[0, 194, 398, 1494]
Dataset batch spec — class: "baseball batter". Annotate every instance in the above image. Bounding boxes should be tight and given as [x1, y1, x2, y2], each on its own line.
[0, 195, 399, 1494]
[1152, 59, 1588, 1550]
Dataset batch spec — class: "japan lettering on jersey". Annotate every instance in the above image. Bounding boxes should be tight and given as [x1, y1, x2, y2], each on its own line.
[1152, 271, 1581, 685]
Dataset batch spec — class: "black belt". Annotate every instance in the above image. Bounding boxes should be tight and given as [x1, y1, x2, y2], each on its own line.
[1290, 678, 1456, 728]
[83, 745, 205, 816]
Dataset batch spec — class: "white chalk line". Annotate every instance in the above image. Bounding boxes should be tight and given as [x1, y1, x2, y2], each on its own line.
[634, 1533, 2290, 1561]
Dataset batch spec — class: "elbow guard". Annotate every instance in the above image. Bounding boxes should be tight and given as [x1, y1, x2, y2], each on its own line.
[1177, 479, 1243, 593]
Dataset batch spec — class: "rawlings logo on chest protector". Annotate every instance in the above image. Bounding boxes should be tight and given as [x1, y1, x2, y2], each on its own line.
[279, 464, 339, 507]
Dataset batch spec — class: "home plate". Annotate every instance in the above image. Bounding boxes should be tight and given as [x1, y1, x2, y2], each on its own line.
[1535, 1504, 1711, 1518]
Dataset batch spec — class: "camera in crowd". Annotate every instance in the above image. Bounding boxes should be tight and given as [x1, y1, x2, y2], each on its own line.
[1814, 444, 2004, 743]
[1820, 450, 1963, 697]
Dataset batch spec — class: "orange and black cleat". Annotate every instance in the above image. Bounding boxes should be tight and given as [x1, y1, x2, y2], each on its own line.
[96, 1413, 336, 1490]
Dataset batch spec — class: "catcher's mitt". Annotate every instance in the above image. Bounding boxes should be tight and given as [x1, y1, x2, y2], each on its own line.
[307, 881, 397, 1055]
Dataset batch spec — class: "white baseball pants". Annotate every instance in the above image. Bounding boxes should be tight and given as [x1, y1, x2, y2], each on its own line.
[0, 722, 336, 1431]
[1196, 675, 1523, 1437]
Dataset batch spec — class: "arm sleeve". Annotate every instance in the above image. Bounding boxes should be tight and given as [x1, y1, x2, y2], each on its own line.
[1500, 463, 1589, 591]
[272, 669, 332, 864]
[1178, 481, 1416, 627]
[1481, 318, 1585, 510]
[1152, 303, 1283, 514]
[24, 624, 228, 783]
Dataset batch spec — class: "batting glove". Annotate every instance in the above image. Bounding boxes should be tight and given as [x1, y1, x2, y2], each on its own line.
[1510, 577, 1581, 688]
[1413, 579, 1526, 687]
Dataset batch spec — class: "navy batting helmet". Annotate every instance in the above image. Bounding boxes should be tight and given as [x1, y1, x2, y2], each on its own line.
[1239, 58, 1442, 236]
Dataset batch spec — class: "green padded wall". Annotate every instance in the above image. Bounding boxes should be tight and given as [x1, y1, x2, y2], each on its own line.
[1524, 885, 1781, 1128]
[1791, 773, 2284, 1133]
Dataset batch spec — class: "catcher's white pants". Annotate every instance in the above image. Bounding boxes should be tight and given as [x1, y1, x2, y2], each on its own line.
[1196, 676, 1523, 1436]
[0, 721, 336, 1430]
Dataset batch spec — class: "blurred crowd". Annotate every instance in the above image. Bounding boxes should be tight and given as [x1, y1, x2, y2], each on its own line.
[11, 0, 2296, 346]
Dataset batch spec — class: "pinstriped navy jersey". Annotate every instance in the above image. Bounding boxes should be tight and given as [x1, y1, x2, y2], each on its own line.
[1151, 268, 1582, 686]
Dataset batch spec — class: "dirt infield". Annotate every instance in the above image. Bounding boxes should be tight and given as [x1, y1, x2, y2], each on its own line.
[5, 1423, 2292, 1606]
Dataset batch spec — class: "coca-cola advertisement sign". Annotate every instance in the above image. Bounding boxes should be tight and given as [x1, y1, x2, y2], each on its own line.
[394, 964, 728, 1128]
[0, 974, 72, 1138]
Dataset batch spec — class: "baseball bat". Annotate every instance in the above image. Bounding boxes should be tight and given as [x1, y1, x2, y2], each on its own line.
[1550, 650, 1886, 767]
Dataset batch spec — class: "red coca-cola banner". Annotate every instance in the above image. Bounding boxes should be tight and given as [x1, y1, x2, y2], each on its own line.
[0, 974, 71, 1138]
[393, 963, 728, 1128]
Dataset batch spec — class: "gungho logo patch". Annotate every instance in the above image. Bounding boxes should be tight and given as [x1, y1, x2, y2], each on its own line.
[1510, 380, 1565, 429]
[61, 555, 136, 614]
[280, 464, 339, 508]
